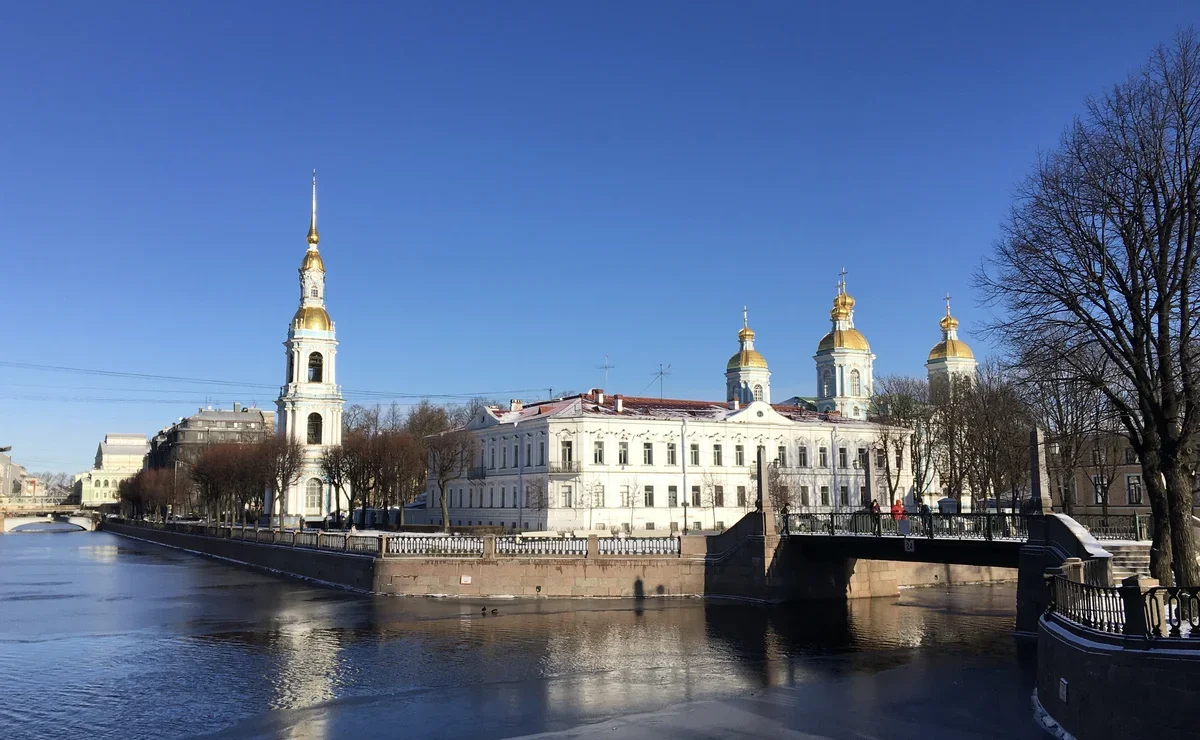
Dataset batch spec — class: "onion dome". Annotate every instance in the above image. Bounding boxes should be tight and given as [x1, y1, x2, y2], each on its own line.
[728, 307, 769, 369]
[817, 328, 871, 352]
[293, 306, 331, 331]
[818, 273, 870, 352]
[928, 295, 973, 360]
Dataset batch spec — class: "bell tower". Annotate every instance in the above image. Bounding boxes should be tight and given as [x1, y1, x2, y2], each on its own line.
[276, 172, 344, 523]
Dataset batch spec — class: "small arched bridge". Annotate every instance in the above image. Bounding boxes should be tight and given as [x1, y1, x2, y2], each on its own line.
[782, 512, 1030, 567]
[2, 515, 97, 533]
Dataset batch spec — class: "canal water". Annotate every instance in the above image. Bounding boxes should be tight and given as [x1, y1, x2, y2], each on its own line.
[0, 532, 1043, 739]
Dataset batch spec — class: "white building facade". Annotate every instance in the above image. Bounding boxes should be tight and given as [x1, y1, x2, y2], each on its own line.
[421, 292, 914, 533]
[79, 433, 150, 508]
[275, 174, 346, 523]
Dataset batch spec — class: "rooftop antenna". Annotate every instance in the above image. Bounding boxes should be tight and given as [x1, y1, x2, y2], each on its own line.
[596, 355, 616, 388]
[653, 364, 672, 399]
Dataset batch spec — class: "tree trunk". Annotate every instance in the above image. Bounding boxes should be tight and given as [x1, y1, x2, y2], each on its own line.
[439, 483, 451, 533]
[1165, 464, 1200, 586]
[1141, 455, 1175, 585]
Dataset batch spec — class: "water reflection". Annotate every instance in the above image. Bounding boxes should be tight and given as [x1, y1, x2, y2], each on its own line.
[0, 534, 1037, 740]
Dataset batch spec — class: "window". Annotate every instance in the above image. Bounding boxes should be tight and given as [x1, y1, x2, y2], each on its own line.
[1091, 449, 1103, 465]
[840, 486, 849, 506]
[526, 443, 532, 467]
[469, 489, 475, 507]
[561, 441, 573, 463]
[499, 487, 505, 507]
[490, 447, 496, 469]
[692, 521, 702, 532]
[737, 486, 746, 507]
[594, 441, 605, 464]
[895, 448, 903, 470]
[777, 446, 787, 467]
[798, 446, 808, 468]
[644, 485, 655, 507]
[753, 384, 763, 401]
[850, 369, 861, 396]
[668, 485, 678, 507]
[310, 286, 319, 298]
[501, 445, 507, 469]
[820, 486, 830, 505]
[852, 406, 860, 418]
[307, 352, 323, 383]
[1127, 475, 1143, 505]
[643, 443, 654, 465]
[778, 486, 788, 505]
[513, 443, 519, 468]
[645, 522, 656, 531]
[307, 413, 322, 444]
[691, 486, 701, 507]
[859, 486, 867, 506]
[800, 485, 810, 506]
[670, 521, 679, 532]
[620, 485, 631, 507]
[857, 448, 869, 469]
[713, 444, 723, 466]
[488, 487, 495, 507]
[1124, 448, 1137, 465]
[619, 442, 629, 465]
[875, 449, 886, 468]
[287, 353, 295, 383]
[538, 442, 545, 466]
[821, 369, 832, 397]
[690, 444, 700, 466]
[838, 448, 848, 469]
[735, 445, 745, 466]
[561, 486, 573, 508]
[1092, 475, 1107, 505]
[463, 488, 469, 508]
[819, 447, 829, 468]
[714, 486, 724, 507]
[667, 443, 677, 465]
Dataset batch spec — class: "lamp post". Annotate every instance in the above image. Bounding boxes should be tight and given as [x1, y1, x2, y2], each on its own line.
[682, 501, 688, 535]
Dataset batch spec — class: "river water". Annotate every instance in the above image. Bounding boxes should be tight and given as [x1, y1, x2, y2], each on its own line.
[0, 532, 1043, 739]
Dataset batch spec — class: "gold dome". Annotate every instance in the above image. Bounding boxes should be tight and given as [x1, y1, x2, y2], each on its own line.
[293, 305, 331, 331]
[728, 349, 768, 370]
[939, 314, 959, 331]
[737, 326, 755, 342]
[817, 328, 871, 352]
[928, 338, 974, 361]
[300, 248, 325, 272]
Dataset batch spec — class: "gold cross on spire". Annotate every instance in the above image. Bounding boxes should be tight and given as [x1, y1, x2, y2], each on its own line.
[944, 292, 952, 315]
[307, 170, 319, 246]
[839, 267, 848, 294]
[742, 305, 748, 329]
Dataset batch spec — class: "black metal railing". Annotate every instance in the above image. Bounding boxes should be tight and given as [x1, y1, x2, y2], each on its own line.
[548, 461, 581, 474]
[1047, 575, 1127, 635]
[782, 512, 1029, 542]
[1073, 514, 1152, 541]
[1145, 587, 1200, 639]
[466, 466, 488, 480]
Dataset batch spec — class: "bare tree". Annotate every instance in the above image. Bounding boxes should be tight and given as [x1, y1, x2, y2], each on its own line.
[978, 33, 1200, 584]
[320, 444, 350, 526]
[523, 476, 548, 531]
[427, 429, 478, 533]
[263, 435, 304, 528]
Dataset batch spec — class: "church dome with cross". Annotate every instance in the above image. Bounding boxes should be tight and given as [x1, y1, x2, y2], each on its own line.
[926, 294, 977, 380]
[813, 270, 875, 419]
[726, 307, 771, 404]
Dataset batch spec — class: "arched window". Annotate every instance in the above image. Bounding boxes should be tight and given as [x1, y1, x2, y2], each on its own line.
[307, 352, 323, 383]
[850, 369, 861, 396]
[853, 406, 860, 418]
[753, 384, 764, 402]
[104, 479, 109, 488]
[307, 413, 323, 444]
[287, 353, 295, 384]
[305, 478, 322, 510]
[821, 369, 832, 398]
[309, 286, 319, 298]
[94, 479, 101, 488]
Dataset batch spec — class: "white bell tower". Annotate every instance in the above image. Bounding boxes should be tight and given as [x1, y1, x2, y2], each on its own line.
[725, 307, 771, 405]
[814, 269, 875, 420]
[276, 172, 344, 523]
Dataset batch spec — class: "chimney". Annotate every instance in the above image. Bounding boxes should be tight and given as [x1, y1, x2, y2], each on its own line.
[233, 402, 241, 412]
[510, 399, 523, 412]
[614, 395, 624, 414]
[594, 388, 605, 405]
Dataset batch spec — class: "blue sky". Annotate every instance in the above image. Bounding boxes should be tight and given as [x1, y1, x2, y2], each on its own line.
[2, 2, 1196, 473]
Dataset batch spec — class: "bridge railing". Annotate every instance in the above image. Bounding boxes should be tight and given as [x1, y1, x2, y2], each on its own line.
[1073, 514, 1153, 541]
[782, 512, 1029, 542]
[495, 536, 588, 557]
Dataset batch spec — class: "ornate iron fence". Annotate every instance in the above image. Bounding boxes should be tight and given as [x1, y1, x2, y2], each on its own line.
[347, 535, 378, 554]
[294, 531, 319, 548]
[322, 532, 346, 550]
[384, 535, 484, 557]
[496, 537, 588, 557]
[597, 536, 680, 556]
[1074, 514, 1152, 541]
[783, 512, 1029, 542]
[1146, 587, 1200, 639]
[1048, 575, 1127, 635]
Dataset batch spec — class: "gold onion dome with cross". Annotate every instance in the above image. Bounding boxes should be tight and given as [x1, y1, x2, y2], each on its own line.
[293, 172, 332, 331]
[727, 308, 768, 370]
[817, 275, 870, 352]
[928, 295, 973, 360]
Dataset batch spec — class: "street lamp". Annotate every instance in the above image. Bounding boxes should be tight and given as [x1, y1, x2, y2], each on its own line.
[682, 501, 689, 535]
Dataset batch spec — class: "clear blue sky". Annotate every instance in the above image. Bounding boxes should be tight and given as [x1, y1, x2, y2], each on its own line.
[2, 2, 1196, 473]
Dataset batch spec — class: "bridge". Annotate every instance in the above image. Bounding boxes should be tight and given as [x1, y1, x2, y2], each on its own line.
[2, 514, 97, 532]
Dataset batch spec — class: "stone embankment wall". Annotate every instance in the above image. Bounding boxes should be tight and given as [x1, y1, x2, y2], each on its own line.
[105, 518, 1015, 599]
[105, 522, 376, 591]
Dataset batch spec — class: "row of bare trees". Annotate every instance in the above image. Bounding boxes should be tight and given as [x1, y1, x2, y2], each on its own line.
[978, 31, 1200, 585]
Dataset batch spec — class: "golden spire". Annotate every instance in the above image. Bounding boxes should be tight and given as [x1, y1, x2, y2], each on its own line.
[306, 170, 319, 246]
[831, 267, 855, 320]
[738, 305, 755, 341]
[940, 291, 959, 331]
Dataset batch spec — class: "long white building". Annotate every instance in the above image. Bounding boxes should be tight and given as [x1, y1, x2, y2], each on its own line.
[422, 286, 917, 533]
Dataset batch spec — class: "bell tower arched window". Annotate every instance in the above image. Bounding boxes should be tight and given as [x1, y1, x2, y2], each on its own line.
[308, 352, 323, 383]
[307, 413, 323, 445]
[850, 369, 861, 396]
[310, 286, 319, 298]
[287, 353, 295, 384]
[305, 478, 322, 510]
[821, 369, 832, 398]
[753, 384, 764, 402]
